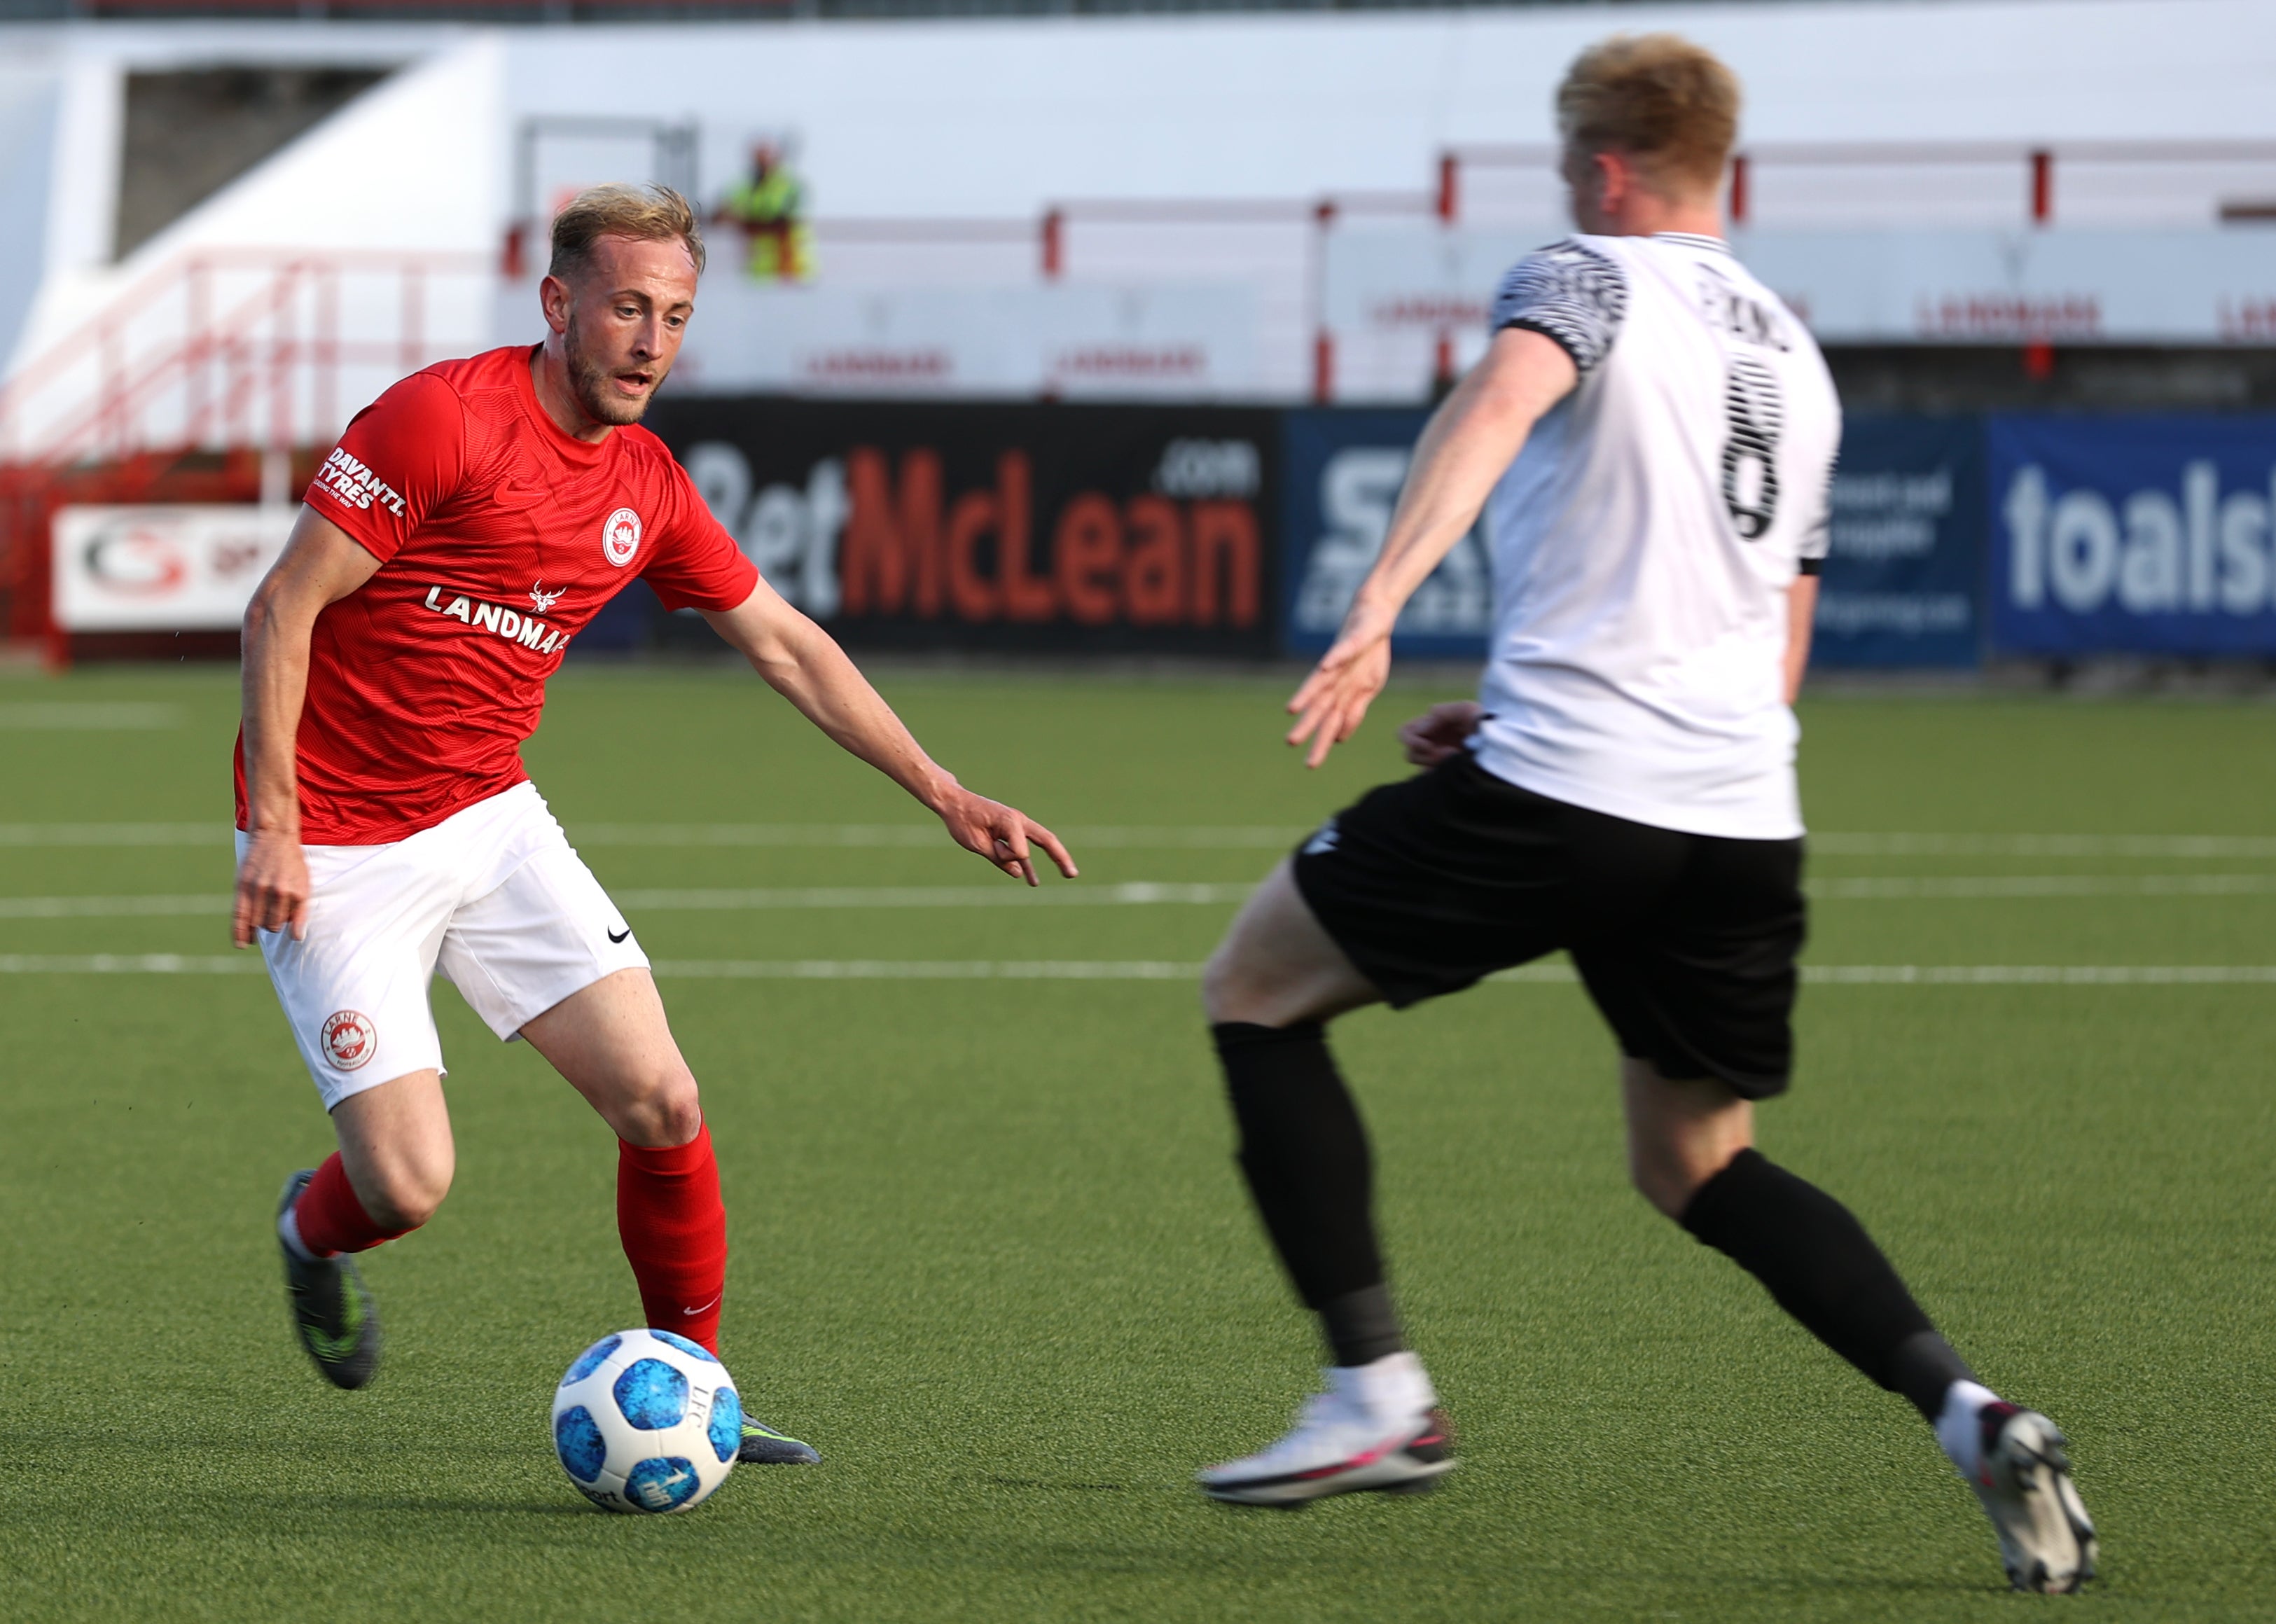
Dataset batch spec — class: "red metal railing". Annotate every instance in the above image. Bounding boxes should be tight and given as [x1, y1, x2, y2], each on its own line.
[1443, 139, 2276, 230]
[0, 247, 486, 465]
[0, 247, 486, 644]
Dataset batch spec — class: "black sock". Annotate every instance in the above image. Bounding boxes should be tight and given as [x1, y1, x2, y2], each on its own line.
[1680, 1148, 1975, 1421]
[1887, 1330, 1978, 1422]
[1319, 1284, 1405, 1370]
[1211, 1021, 1406, 1366]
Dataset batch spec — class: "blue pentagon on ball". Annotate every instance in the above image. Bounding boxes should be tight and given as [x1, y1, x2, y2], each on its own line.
[562, 1333, 622, 1387]
[554, 1405, 609, 1483]
[613, 1358, 690, 1430]
[707, 1385, 744, 1464]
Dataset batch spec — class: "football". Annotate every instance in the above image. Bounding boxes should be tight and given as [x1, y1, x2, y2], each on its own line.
[551, 1328, 742, 1513]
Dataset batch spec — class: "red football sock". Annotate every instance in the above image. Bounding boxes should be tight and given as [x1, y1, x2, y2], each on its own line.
[617, 1123, 728, 1356]
[293, 1152, 416, 1256]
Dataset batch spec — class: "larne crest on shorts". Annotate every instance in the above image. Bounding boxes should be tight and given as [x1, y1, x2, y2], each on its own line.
[602, 507, 643, 567]
[320, 1009, 377, 1071]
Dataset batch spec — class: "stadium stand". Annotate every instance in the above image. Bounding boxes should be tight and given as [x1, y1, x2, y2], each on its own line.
[0, 0, 2270, 646]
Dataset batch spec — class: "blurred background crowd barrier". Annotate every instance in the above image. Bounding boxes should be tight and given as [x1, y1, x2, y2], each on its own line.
[0, 0, 2270, 669]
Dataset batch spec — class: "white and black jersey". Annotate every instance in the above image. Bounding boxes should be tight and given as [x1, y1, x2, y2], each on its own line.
[1469, 231, 1839, 841]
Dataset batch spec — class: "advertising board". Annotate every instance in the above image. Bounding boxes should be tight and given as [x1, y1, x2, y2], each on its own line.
[1278, 407, 1490, 660]
[1990, 415, 2276, 655]
[1812, 417, 1985, 668]
[642, 398, 1279, 656]
[50, 505, 295, 632]
[1281, 408, 1987, 668]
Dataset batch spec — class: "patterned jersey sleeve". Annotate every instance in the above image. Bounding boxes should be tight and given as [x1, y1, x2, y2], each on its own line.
[1489, 239, 1630, 373]
[639, 449, 762, 613]
[305, 371, 467, 564]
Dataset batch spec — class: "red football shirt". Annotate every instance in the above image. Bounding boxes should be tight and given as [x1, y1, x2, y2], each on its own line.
[235, 345, 759, 844]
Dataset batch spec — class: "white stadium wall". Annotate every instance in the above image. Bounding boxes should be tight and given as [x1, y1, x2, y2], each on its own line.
[0, 0, 2270, 443]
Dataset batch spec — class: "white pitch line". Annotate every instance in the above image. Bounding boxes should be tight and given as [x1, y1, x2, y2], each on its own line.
[1812, 873, 2276, 899]
[0, 882, 1256, 919]
[19, 872, 2276, 919]
[0, 894, 228, 918]
[0, 823, 223, 847]
[653, 958, 1205, 980]
[0, 702, 181, 730]
[4, 955, 2276, 985]
[612, 881, 1253, 910]
[0, 824, 1302, 851]
[1498, 964, 2276, 986]
[0, 953, 261, 974]
[1810, 833, 2276, 859]
[4, 823, 2276, 857]
[579, 824, 1305, 849]
[1801, 964, 2276, 985]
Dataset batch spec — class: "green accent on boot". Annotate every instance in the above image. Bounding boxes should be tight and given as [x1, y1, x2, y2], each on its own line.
[277, 1170, 384, 1391]
[738, 1418, 821, 1465]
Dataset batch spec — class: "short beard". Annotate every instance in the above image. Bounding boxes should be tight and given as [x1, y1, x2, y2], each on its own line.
[563, 312, 658, 427]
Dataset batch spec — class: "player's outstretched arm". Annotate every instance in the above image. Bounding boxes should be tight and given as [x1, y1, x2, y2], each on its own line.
[1287, 327, 1577, 768]
[234, 511, 385, 945]
[701, 583, 1078, 887]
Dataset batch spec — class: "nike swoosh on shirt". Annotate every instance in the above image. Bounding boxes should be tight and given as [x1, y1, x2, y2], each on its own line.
[608, 926, 632, 943]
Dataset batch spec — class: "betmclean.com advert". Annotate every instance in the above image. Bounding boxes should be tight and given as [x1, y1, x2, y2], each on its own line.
[642, 398, 1280, 657]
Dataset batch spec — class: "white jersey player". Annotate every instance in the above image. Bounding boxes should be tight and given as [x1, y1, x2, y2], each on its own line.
[1472, 228, 1838, 838]
[1186, 34, 2095, 1596]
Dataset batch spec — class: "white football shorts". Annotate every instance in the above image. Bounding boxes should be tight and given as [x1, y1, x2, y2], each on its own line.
[240, 780, 648, 1110]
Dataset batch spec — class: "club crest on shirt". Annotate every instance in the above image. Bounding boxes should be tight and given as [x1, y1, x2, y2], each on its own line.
[529, 581, 564, 614]
[320, 1010, 377, 1071]
[602, 507, 642, 567]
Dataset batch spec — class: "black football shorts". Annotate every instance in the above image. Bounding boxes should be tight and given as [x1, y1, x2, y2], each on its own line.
[1290, 752, 1806, 1099]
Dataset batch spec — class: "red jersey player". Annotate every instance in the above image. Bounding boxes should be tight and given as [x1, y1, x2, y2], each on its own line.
[234, 184, 1076, 1464]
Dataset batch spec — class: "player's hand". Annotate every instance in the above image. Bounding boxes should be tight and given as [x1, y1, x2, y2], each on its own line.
[232, 831, 311, 946]
[1286, 603, 1396, 768]
[934, 787, 1079, 887]
[1398, 701, 1485, 767]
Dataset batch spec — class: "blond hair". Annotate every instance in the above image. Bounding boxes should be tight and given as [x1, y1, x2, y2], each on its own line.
[1556, 34, 1740, 197]
[548, 183, 707, 281]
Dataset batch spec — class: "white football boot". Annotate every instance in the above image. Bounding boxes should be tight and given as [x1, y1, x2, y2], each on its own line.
[1198, 1352, 1456, 1507]
[1945, 1391, 2097, 1594]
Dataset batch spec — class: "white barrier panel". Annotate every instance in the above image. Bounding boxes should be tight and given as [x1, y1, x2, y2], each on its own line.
[1747, 231, 2276, 342]
[51, 506, 294, 632]
[496, 279, 1259, 398]
[1326, 227, 2276, 350]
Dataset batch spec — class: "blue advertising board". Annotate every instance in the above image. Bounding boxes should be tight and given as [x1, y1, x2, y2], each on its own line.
[1811, 416, 1985, 668]
[1282, 406, 1989, 667]
[1990, 414, 2276, 655]
[1279, 408, 1490, 659]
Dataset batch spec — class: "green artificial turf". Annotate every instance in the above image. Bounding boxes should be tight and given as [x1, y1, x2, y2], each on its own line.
[1, 664, 2274, 1620]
